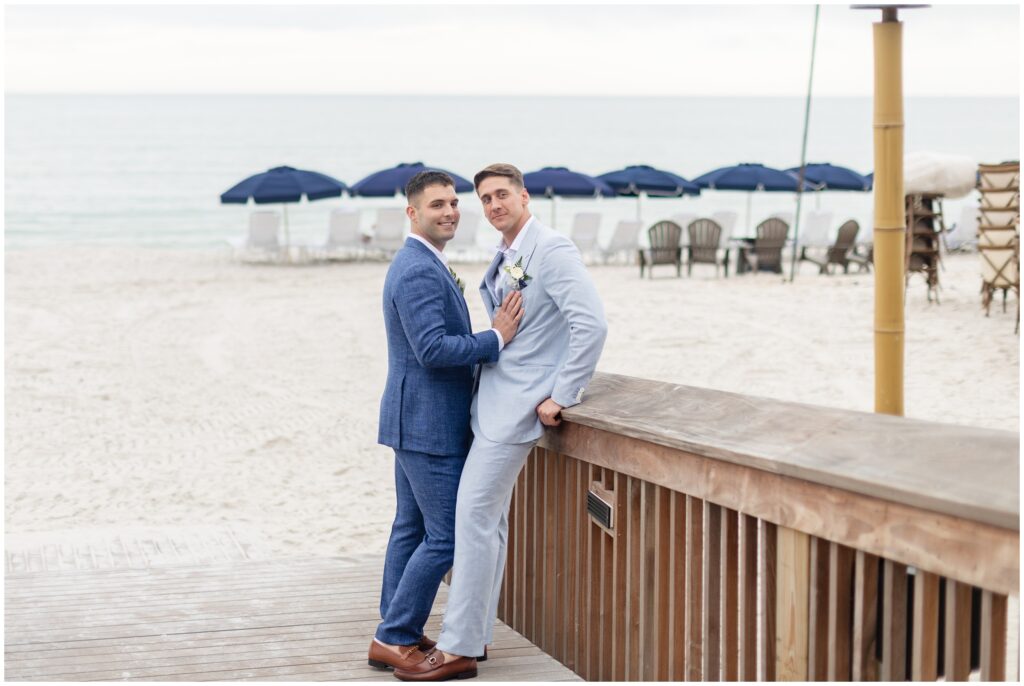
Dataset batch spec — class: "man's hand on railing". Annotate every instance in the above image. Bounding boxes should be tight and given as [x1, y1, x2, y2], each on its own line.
[536, 398, 563, 426]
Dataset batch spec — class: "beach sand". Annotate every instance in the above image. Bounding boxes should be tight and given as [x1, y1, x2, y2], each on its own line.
[5, 247, 1018, 557]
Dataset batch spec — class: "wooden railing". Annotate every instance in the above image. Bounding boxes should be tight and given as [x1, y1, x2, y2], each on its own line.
[496, 373, 1019, 681]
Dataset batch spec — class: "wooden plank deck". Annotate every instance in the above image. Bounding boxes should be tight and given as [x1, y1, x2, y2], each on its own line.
[5, 556, 580, 681]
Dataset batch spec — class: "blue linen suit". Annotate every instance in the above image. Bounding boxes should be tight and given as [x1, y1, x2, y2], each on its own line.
[436, 219, 608, 656]
[376, 237, 500, 646]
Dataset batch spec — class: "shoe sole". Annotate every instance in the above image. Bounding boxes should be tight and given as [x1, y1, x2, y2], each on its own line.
[368, 659, 393, 670]
[394, 668, 477, 682]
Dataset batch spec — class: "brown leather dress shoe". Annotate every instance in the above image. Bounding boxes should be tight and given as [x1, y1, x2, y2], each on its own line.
[393, 650, 477, 681]
[417, 636, 485, 661]
[367, 639, 429, 671]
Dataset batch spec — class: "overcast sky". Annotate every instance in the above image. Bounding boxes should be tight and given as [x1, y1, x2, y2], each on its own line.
[5, 2, 1020, 96]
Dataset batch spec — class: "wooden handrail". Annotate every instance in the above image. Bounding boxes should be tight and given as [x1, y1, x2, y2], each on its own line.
[557, 373, 1018, 531]
[497, 372, 1019, 681]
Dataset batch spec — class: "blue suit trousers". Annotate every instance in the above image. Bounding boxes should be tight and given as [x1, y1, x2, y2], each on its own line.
[376, 449, 465, 645]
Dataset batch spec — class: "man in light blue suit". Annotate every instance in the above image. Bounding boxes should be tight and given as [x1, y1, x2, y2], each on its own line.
[396, 164, 607, 681]
[370, 171, 524, 674]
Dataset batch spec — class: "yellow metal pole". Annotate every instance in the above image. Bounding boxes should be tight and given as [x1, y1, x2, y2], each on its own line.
[872, 9, 905, 416]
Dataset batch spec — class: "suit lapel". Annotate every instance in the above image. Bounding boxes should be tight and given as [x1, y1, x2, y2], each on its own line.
[479, 249, 503, 317]
[408, 238, 472, 330]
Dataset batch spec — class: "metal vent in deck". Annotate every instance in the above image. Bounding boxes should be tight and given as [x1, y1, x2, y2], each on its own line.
[587, 488, 614, 530]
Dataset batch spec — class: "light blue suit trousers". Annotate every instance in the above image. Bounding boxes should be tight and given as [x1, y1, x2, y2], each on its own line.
[436, 218, 607, 656]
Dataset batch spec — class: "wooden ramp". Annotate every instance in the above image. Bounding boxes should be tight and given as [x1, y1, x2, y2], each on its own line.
[4, 556, 579, 681]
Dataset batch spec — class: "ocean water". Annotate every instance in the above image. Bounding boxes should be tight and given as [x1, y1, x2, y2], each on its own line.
[4, 94, 1019, 250]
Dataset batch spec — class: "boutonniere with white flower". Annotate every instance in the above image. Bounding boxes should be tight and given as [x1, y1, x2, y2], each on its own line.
[448, 266, 465, 294]
[503, 256, 532, 291]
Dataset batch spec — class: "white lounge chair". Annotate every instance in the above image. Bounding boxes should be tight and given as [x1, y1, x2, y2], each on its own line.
[229, 211, 283, 262]
[711, 210, 739, 241]
[447, 210, 481, 262]
[315, 209, 365, 260]
[602, 219, 643, 264]
[944, 204, 979, 252]
[371, 207, 408, 258]
[570, 212, 601, 261]
[794, 210, 833, 270]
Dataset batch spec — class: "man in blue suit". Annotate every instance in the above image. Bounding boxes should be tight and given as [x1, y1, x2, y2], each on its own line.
[369, 171, 524, 673]
[396, 164, 607, 681]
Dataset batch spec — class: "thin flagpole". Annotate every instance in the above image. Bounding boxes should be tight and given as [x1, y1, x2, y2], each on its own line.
[789, 4, 820, 282]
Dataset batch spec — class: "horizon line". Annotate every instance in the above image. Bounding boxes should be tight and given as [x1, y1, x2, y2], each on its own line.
[6, 92, 1020, 99]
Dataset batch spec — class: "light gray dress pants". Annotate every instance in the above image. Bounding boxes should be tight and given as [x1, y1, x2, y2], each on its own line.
[435, 417, 537, 657]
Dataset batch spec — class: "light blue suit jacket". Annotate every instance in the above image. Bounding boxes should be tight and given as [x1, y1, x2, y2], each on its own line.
[473, 219, 607, 444]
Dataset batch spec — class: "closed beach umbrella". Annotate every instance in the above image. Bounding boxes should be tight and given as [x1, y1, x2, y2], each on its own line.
[350, 162, 473, 197]
[523, 166, 615, 226]
[220, 165, 348, 249]
[597, 164, 700, 220]
[786, 163, 871, 191]
[693, 162, 803, 235]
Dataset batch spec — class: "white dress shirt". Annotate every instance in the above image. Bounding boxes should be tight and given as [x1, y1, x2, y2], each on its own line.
[409, 233, 504, 350]
[486, 215, 535, 304]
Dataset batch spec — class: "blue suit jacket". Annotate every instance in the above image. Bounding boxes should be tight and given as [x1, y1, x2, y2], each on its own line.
[378, 237, 500, 456]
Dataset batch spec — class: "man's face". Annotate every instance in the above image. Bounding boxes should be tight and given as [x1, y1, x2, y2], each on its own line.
[408, 183, 459, 249]
[477, 176, 529, 236]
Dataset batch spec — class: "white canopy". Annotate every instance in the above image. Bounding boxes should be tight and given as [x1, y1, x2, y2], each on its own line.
[903, 151, 977, 199]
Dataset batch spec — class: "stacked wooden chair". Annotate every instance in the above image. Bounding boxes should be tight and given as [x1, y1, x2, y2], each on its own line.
[977, 162, 1020, 330]
[905, 193, 944, 303]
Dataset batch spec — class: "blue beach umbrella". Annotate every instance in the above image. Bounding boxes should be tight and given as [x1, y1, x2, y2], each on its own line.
[220, 165, 348, 249]
[523, 166, 615, 226]
[693, 163, 804, 235]
[786, 163, 871, 191]
[597, 164, 701, 220]
[350, 162, 473, 197]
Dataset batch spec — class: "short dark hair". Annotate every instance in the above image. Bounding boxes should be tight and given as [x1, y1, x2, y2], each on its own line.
[405, 170, 455, 203]
[474, 163, 524, 191]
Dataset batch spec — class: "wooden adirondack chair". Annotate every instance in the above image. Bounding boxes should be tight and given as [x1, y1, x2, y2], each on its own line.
[686, 218, 730, 277]
[638, 220, 683, 278]
[805, 219, 861, 274]
[742, 217, 789, 274]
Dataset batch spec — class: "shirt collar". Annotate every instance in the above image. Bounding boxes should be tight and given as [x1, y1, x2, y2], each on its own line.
[495, 215, 535, 255]
[409, 233, 448, 267]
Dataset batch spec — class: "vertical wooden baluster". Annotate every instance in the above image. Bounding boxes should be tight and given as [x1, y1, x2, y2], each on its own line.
[577, 461, 591, 679]
[517, 454, 530, 635]
[980, 590, 1008, 681]
[828, 542, 854, 681]
[640, 481, 656, 680]
[760, 520, 777, 682]
[627, 476, 642, 680]
[738, 514, 758, 681]
[721, 507, 739, 681]
[852, 551, 880, 681]
[653, 486, 671, 680]
[703, 501, 723, 680]
[565, 456, 579, 673]
[545, 451, 560, 661]
[685, 495, 704, 681]
[612, 471, 628, 681]
[943, 579, 972, 681]
[910, 569, 939, 681]
[881, 560, 908, 681]
[534, 449, 546, 646]
[776, 527, 810, 680]
[600, 470, 614, 681]
[808, 536, 830, 680]
[670, 491, 687, 681]
[589, 466, 602, 683]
